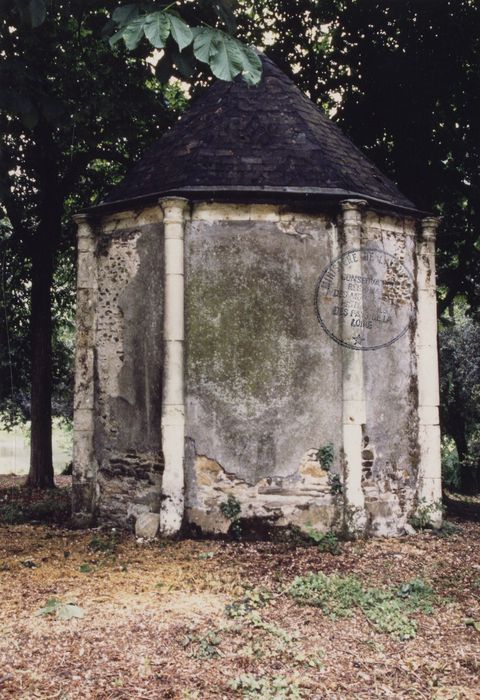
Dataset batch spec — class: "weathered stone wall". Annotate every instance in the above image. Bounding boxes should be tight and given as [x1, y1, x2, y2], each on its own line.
[183, 203, 423, 536]
[360, 214, 419, 535]
[73, 200, 440, 536]
[73, 209, 165, 525]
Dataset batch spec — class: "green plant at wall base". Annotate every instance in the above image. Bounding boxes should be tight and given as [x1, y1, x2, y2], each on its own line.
[0, 491, 70, 525]
[88, 532, 118, 555]
[409, 498, 445, 530]
[316, 443, 334, 471]
[304, 526, 341, 555]
[0, 502, 25, 524]
[220, 494, 242, 537]
[328, 473, 343, 495]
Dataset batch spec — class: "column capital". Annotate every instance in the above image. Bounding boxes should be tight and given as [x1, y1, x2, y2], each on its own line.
[73, 213, 90, 224]
[160, 197, 189, 223]
[74, 214, 96, 250]
[421, 216, 441, 241]
[340, 199, 368, 213]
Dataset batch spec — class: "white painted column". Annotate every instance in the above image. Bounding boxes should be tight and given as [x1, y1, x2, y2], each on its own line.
[415, 216, 442, 524]
[159, 197, 189, 536]
[340, 200, 367, 532]
[72, 214, 98, 526]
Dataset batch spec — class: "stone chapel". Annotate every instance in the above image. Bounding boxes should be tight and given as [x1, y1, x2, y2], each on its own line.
[72, 56, 442, 537]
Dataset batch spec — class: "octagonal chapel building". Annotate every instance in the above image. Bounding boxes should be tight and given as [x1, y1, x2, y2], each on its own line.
[72, 56, 442, 537]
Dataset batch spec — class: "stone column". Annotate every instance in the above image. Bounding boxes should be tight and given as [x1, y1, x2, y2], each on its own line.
[159, 197, 189, 536]
[415, 216, 442, 524]
[72, 214, 98, 526]
[340, 200, 367, 533]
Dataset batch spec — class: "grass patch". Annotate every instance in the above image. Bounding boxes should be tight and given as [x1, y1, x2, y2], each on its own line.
[229, 674, 303, 699]
[182, 629, 222, 659]
[225, 586, 272, 618]
[87, 532, 118, 555]
[287, 573, 437, 639]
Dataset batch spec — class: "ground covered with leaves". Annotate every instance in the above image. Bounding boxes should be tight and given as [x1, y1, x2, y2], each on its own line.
[0, 486, 479, 699]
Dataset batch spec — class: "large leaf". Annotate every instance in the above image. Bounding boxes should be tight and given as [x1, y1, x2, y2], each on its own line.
[193, 28, 261, 85]
[144, 12, 171, 49]
[236, 43, 262, 86]
[112, 4, 139, 27]
[120, 17, 145, 51]
[192, 27, 217, 65]
[209, 33, 244, 81]
[168, 14, 193, 52]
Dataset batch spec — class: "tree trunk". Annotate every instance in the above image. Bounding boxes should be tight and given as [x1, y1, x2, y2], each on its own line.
[26, 221, 55, 489]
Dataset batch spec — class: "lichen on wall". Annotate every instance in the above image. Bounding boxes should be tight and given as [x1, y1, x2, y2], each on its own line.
[184, 205, 423, 537]
[184, 208, 343, 534]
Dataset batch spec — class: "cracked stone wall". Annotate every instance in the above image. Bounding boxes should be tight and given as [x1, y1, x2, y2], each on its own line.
[75, 202, 433, 536]
[93, 216, 164, 524]
[184, 204, 420, 536]
[360, 213, 419, 535]
[184, 207, 344, 535]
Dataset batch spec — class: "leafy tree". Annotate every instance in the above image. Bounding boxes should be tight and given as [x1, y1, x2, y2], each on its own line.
[107, 1, 261, 84]
[439, 310, 480, 494]
[0, 2, 175, 487]
[239, 0, 480, 314]
[0, 0, 261, 488]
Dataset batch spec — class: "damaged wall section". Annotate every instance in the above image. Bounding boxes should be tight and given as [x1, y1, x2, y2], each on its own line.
[184, 204, 423, 537]
[73, 210, 165, 525]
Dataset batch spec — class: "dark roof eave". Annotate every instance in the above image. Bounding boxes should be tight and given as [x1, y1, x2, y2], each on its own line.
[80, 185, 430, 220]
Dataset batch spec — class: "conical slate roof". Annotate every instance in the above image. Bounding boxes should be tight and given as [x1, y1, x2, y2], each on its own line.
[101, 55, 417, 213]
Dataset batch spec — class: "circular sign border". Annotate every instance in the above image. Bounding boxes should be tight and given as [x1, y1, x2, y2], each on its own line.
[314, 247, 415, 352]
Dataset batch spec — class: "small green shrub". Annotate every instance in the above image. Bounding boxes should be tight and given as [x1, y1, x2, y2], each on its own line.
[0, 491, 70, 525]
[409, 498, 445, 530]
[435, 520, 462, 538]
[304, 526, 341, 555]
[88, 532, 118, 554]
[28, 493, 70, 523]
[328, 473, 343, 495]
[287, 573, 437, 640]
[316, 443, 334, 471]
[220, 494, 242, 538]
[0, 502, 25, 524]
[225, 587, 272, 618]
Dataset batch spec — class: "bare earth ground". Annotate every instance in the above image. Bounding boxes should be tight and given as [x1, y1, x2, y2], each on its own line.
[0, 478, 479, 700]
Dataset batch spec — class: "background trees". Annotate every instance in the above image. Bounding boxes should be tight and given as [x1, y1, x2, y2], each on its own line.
[1, 0, 479, 492]
[0, 0, 262, 488]
[0, 1, 175, 485]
